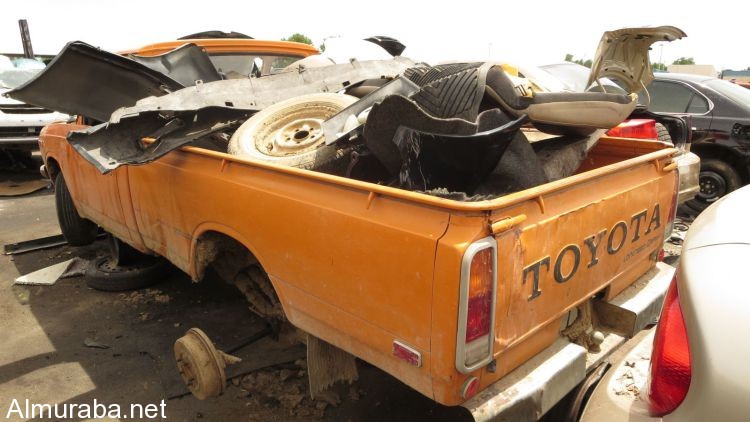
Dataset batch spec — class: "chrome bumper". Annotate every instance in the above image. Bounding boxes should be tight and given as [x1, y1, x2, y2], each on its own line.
[675, 151, 700, 204]
[462, 262, 674, 421]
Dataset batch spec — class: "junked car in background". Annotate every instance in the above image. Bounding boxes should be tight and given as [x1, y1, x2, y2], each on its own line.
[0, 55, 69, 168]
[641, 73, 750, 212]
[580, 184, 750, 422]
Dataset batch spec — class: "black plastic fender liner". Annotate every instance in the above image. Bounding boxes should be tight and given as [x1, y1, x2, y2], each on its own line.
[395, 111, 528, 193]
[364, 36, 406, 57]
[364, 94, 482, 174]
[404, 62, 488, 122]
[5, 41, 185, 122]
[67, 106, 253, 174]
[128, 43, 222, 87]
[363, 93, 527, 193]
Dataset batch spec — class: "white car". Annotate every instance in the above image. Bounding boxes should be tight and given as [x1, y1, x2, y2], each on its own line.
[580, 184, 750, 421]
[0, 55, 69, 152]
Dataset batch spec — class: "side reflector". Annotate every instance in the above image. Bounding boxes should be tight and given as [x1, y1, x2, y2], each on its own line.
[392, 341, 422, 367]
[461, 376, 480, 399]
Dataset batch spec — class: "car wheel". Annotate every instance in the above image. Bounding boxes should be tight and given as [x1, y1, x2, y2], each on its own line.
[655, 123, 671, 143]
[228, 93, 358, 172]
[54, 174, 98, 246]
[85, 256, 172, 292]
[685, 158, 742, 213]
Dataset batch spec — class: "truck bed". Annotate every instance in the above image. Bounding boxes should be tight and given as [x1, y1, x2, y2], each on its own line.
[40, 122, 678, 415]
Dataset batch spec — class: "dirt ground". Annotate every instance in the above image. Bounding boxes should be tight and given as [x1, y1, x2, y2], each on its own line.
[0, 163, 470, 421]
[0, 160, 689, 422]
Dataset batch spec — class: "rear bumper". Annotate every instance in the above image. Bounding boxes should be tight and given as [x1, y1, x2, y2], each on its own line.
[0, 136, 39, 146]
[462, 262, 674, 421]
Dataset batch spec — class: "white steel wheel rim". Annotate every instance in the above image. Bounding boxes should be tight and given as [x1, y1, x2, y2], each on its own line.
[240, 94, 358, 158]
[272, 117, 324, 153]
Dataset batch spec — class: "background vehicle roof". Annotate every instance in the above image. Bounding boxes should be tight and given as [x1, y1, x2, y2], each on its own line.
[654, 72, 716, 84]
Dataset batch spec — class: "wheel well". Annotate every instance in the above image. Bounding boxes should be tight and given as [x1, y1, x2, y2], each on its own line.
[46, 156, 61, 180]
[193, 231, 259, 282]
[691, 142, 750, 184]
[192, 231, 284, 320]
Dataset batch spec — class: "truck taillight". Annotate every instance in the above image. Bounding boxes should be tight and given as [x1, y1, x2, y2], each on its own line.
[606, 119, 658, 140]
[456, 237, 497, 374]
[466, 248, 493, 342]
[648, 277, 691, 416]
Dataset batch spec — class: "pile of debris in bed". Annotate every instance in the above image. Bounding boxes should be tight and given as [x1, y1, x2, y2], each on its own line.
[5, 28, 686, 200]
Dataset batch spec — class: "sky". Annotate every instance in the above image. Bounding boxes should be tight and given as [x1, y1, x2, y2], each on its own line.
[0, 0, 747, 71]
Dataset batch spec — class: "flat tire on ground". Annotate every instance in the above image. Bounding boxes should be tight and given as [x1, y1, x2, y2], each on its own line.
[85, 256, 171, 292]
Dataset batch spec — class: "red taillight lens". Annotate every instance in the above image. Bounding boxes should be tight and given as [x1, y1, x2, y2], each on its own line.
[466, 248, 493, 342]
[648, 277, 691, 416]
[607, 119, 658, 140]
[457, 239, 497, 373]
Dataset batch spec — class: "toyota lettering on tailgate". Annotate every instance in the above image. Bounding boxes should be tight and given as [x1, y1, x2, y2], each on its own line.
[522, 204, 661, 301]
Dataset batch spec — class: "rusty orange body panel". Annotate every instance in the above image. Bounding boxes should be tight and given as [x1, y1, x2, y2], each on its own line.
[38, 39, 680, 408]
[118, 39, 319, 58]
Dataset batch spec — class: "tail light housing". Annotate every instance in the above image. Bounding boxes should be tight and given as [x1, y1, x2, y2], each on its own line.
[456, 237, 497, 373]
[607, 119, 658, 140]
[648, 276, 691, 416]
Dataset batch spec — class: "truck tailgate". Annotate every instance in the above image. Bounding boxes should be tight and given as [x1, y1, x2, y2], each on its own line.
[492, 157, 674, 357]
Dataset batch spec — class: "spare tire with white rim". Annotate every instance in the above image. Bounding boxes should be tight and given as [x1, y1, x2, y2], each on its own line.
[228, 93, 358, 171]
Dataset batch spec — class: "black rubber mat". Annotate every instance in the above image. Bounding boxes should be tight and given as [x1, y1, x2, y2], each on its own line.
[404, 63, 486, 121]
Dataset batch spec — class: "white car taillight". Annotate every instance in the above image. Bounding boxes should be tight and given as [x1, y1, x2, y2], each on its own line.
[648, 276, 692, 416]
[456, 237, 497, 374]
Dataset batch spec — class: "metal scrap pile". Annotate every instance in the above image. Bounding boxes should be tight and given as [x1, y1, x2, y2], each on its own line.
[6, 30, 680, 199]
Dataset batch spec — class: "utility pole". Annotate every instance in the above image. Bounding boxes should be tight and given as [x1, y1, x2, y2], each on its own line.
[18, 19, 34, 58]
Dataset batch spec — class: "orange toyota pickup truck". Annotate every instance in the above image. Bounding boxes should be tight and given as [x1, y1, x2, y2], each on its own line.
[17, 30, 695, 420]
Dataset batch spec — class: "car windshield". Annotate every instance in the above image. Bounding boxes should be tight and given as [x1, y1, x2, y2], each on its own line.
[540, 63, 627, 93]
[0, 56, 45, 89]
[208, 54, 304, 78]
[705, 78, 750, 111]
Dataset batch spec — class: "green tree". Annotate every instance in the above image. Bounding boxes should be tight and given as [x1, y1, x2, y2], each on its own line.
[672, 57, 695, 65]
[652, 62, 667, 71]
[281, 33, 313, 45]
[564, 53, 591, 68]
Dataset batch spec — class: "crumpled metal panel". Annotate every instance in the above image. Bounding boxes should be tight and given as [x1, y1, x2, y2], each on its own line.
[364, 36, 406, 57]
[5, 41, 184, 121]
[128, 43, 222, 87]
[109, 57, 415, 123]
[68, 106, 252, 173]
[586, 26, 686, 94]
